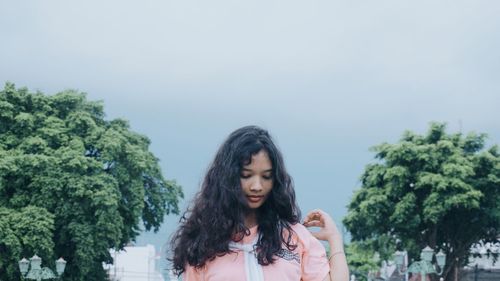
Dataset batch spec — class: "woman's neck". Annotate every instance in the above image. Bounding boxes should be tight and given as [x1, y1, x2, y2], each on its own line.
[244, 211, 258, 228]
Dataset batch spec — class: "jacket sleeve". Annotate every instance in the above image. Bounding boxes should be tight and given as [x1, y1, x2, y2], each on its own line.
[296, 224, 330, 281]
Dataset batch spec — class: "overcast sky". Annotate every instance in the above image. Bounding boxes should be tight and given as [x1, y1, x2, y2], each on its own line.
[1, 1, 499, 252]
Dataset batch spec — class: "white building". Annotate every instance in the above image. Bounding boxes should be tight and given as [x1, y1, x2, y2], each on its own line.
[104, 244, 166, 281]
[466, 241, 500, 270]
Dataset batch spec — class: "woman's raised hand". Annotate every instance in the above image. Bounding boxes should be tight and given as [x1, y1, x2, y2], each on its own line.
[303, 209, 349, 281]
[302, 209, 342, 243]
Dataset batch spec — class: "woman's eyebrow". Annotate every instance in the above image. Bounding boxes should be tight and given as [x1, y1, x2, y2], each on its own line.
[242, 168, 273, 172]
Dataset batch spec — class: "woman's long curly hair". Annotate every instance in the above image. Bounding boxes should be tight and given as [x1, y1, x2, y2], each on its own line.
[170, 125, 301, 274]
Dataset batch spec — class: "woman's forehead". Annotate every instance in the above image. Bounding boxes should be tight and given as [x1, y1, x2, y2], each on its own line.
[242, 150, 272, 169]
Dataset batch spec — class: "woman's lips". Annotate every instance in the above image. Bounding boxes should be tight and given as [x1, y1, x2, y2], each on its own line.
[247, 195, 263, 203]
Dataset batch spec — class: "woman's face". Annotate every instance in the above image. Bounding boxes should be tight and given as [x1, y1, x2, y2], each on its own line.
[240, 149, 273, 209]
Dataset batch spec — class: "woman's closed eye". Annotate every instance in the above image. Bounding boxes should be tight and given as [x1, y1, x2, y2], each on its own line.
[240, 174, 273, 180]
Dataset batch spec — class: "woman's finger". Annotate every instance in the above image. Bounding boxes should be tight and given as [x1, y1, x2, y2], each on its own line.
[303, 212, 315, 223]
[303, 209, 323, 223]
[303, 219, 321, 226]
[303, 220, 323, 227]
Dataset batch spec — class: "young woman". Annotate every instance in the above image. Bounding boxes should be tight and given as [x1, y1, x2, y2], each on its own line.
[170, 126, 349, 281]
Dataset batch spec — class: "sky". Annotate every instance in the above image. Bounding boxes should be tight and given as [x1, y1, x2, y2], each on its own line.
[1, 0, 499, 255]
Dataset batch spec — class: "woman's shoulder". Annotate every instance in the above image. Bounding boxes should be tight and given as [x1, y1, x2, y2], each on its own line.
[289, 222, 307, 234]
[288, 222, 317, 247]
[290, 222, 313, 236]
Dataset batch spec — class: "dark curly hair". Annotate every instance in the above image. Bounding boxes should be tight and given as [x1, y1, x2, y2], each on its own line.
[170, 125, 301, 275]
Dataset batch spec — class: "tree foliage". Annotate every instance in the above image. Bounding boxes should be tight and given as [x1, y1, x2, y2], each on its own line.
[345, 234, 396, 281]
[344, 123, 500, 281]
[0, 83, 183, 281]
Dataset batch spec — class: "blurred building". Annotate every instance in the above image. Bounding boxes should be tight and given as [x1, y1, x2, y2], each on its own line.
[461, 241, 500, 281]
[466, 241, 500, 270]
[104, 244, 165, 281]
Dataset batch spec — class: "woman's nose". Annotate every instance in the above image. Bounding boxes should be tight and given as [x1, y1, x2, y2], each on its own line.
[250, 179, 263, 191]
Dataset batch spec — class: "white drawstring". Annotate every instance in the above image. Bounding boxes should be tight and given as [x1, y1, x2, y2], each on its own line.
[229, 236, 264, 281]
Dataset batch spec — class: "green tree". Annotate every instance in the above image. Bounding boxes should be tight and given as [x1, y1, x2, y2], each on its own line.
[0, 83, 183, 281]
[344, 123, 500, 281]
[346, 234, 396, 281]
